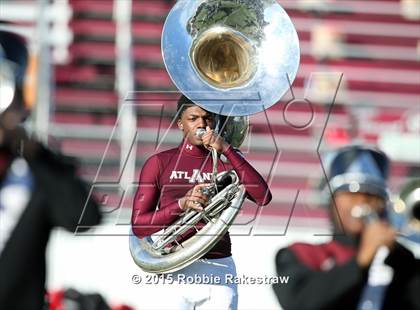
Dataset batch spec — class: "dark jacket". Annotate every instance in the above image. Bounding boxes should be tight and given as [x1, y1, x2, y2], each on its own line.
[0, 146, 101, 310]
[273, 235, 420, 310]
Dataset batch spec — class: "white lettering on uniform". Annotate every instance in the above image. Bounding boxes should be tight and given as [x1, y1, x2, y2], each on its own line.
[189, 169, 203, 183]
[169, 170, 212, 183]
[169, 171, 178, 180]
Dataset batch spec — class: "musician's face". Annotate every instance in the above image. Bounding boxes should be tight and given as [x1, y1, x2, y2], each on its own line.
[332, 192, 385, 235]
[177, 105, 215, 145]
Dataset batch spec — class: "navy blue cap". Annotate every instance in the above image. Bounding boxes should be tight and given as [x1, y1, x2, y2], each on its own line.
[0, 31, 28, 88]
[326, 145, 390, 200]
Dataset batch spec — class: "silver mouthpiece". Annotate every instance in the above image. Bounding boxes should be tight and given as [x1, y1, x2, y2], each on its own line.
[196, 128, 206, 138]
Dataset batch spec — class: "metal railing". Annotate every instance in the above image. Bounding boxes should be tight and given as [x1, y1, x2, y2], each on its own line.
[113, 0, 137, 193]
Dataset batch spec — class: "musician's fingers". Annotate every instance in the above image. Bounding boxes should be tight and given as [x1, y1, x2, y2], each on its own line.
[201, 133, 212, 145]
[208, 135, 216, 145]
[193, 183, 211, 189]
[187, 197, 207, 205]
[189, 193, 209, 202]
[202, 128, 213, 136]
[186, 199, 204, 211]
[191, 185, 208, 193]
[185, 184, 210, 197]
[202, 128, 215, 138]
[190, 190, 208, 197]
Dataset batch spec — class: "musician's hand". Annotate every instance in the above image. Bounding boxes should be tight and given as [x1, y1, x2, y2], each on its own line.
[0, 110, 36, 156]
[201, 126, 229, 154]
[356, 221, 397, 268]
[178, 183, 211, 212]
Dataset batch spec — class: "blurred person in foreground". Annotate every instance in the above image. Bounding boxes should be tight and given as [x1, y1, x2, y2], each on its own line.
[0, 31, 101, 309]
[273, 145, 420, 310]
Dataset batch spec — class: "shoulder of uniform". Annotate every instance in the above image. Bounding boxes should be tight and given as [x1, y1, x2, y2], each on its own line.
[287, 242, 330, 269]
[274, 243, 318, 265]
[148, 147, 179, 169]
[30, 144, 78, 173]
[154, 147, 179, 159]
[289, 242, 321, 253]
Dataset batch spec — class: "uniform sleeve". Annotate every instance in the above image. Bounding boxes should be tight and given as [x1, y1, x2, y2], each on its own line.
[131, 155, 183, 238]
[272, 248, 367, 310]
[223, 146, 272, 206]
[33, 147, 101, 232]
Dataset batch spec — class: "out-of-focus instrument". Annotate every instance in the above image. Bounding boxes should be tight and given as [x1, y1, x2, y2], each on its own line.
[396, 180, 420, 237]
[351, 199, 420, 257]
[392, 180, 420, 256]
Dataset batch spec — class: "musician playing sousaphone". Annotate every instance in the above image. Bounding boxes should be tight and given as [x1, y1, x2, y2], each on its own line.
[273, 145, 420, 310]
[131, 95, 272, 308]
[130, 0, 299, 308]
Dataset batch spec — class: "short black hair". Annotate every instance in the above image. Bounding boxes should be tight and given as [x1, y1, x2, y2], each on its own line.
[0, 31, 28, 88]
[176, 95, 196, 119]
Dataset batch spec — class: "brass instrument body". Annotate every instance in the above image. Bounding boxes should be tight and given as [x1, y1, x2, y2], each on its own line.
[130, 170, 246, 274]
[393, 181, 420, 245]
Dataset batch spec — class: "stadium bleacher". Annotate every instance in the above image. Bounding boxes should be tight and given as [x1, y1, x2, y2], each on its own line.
[51, 0, 419, 219]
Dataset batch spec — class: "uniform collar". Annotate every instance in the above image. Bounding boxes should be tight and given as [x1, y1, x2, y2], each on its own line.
[178, 139, 209, 157]
[333, 232, 360, 247]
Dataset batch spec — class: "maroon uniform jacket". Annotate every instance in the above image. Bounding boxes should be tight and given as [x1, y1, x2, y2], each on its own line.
[131, 139, 272, 258]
